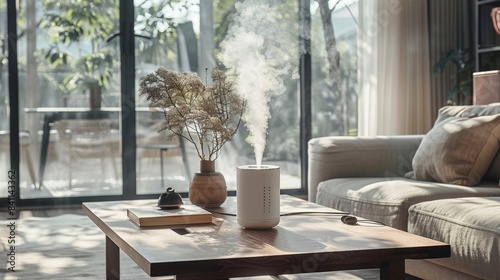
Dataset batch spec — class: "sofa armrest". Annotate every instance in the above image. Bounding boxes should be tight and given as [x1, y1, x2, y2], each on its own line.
[308, 135, 423, 202]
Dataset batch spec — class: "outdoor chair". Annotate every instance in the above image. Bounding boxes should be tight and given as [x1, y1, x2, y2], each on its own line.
[0, 130, 37, 188]
[136, 117, 191, 188]
[56, 119, 119, 188]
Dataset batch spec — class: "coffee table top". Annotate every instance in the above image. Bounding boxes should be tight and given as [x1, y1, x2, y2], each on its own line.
[82, 195, 450, 279]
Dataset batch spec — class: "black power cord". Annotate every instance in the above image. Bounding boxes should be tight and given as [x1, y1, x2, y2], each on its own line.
[204, 208, 386, 226]
[204, 209, 349, 217]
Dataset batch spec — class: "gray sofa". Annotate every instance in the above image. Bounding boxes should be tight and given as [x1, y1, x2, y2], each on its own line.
[308, 103, 500, 280]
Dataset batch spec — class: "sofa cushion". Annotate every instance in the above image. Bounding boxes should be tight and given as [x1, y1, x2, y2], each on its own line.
[407, 115, 500, 186]
[408, 197, 500, 280]
[435, 103, 500, 181]
[406, 259, 482, 280]
[435, 102, 500, 124]
[316, 177, 500, 230]
[307, 135, 422, 203]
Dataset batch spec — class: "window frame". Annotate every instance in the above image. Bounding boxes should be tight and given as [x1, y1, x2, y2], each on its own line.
[4, 0, 312, 207]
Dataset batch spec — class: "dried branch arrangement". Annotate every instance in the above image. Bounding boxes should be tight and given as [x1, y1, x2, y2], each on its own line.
[139, 67, 246, 161]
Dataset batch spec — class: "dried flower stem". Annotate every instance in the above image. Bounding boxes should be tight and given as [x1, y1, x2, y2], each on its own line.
[139, 67, 245, 161]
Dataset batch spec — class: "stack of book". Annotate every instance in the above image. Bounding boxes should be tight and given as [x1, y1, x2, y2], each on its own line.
[127, 204, 212, 227]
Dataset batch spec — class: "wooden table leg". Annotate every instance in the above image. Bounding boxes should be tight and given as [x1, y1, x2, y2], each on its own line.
[380, 259, 405, 280]
[106, 236, 120, 280]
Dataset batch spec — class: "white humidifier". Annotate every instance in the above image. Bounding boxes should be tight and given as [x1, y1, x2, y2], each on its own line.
[237, 165, 280, 229]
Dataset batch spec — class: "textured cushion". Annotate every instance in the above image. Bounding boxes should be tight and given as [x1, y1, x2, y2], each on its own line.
[408, 197, 500, 279]
[406, 259, 482, 280]
[315, 177, 500, 231]
[307, 135, 422, 202]
[407, 115, 500, 186]
[435, 102, 500, 124]
[435, 103, 500, 182]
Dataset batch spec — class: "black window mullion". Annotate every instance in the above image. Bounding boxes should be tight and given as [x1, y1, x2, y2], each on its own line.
[299, 0, 312, 198]
[120, 0, 137, 198]
[8, 0, 20, 204]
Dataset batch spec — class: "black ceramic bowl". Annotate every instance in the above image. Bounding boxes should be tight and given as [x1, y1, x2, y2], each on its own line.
[157, 187, 183, 209]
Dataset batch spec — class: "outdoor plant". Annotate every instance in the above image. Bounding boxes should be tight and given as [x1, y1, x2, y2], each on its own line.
[433, 49, 500, 105]
[433, 49, 474, 104]
[40, 0, 117, 94]
[139, 67, 246, 161]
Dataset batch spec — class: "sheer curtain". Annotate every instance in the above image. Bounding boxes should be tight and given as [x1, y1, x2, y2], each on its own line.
[358, 0, 433, 136]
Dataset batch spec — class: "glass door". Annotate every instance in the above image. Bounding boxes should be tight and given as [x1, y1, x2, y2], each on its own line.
[17, 0, 122, 199]
[5, 0, 305, 206]
[134, 0, 301, 196]
[0, 0, 12, 198]
[134, 0, 199, 194]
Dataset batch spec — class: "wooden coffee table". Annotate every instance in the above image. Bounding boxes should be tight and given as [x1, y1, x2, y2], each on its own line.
[82, 195, 450, 280]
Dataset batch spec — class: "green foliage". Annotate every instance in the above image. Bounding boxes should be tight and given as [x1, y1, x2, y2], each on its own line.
[214, 0, 244, 62]
[64, 51, 115, 90]
[433, 49, 473, 103]
[134, 0, 191, 65]
[311, 21, 358, 137]
[42, 14, 85, 44]
[434, 49, 500, 104]
[0, 33, 5, 65]
[40, 0, 118, 93]
[42, 0, 116, 43]
[0, 4, 7, 66]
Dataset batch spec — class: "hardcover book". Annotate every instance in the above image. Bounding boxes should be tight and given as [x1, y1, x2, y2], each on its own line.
[127, 204, 212, 227]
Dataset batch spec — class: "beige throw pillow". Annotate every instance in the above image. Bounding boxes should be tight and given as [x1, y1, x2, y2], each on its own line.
[434, 103, 500, 181]
[409, 115, 500, 186]
[435, 103, 500, 124]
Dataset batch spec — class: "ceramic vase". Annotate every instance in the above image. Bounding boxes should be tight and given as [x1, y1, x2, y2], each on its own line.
[189, 160, 227, 208]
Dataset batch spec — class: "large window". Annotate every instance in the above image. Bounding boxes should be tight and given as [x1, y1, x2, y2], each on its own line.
[134, 0, 201, 194]
[311, 0, 359, 137]
[4, 0, 360, 206]
[15, 1, 122, 199]
[135, 0, 301, 194]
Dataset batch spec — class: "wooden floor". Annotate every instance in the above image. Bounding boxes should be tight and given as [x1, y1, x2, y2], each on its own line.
[1, 205, 85, 220]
